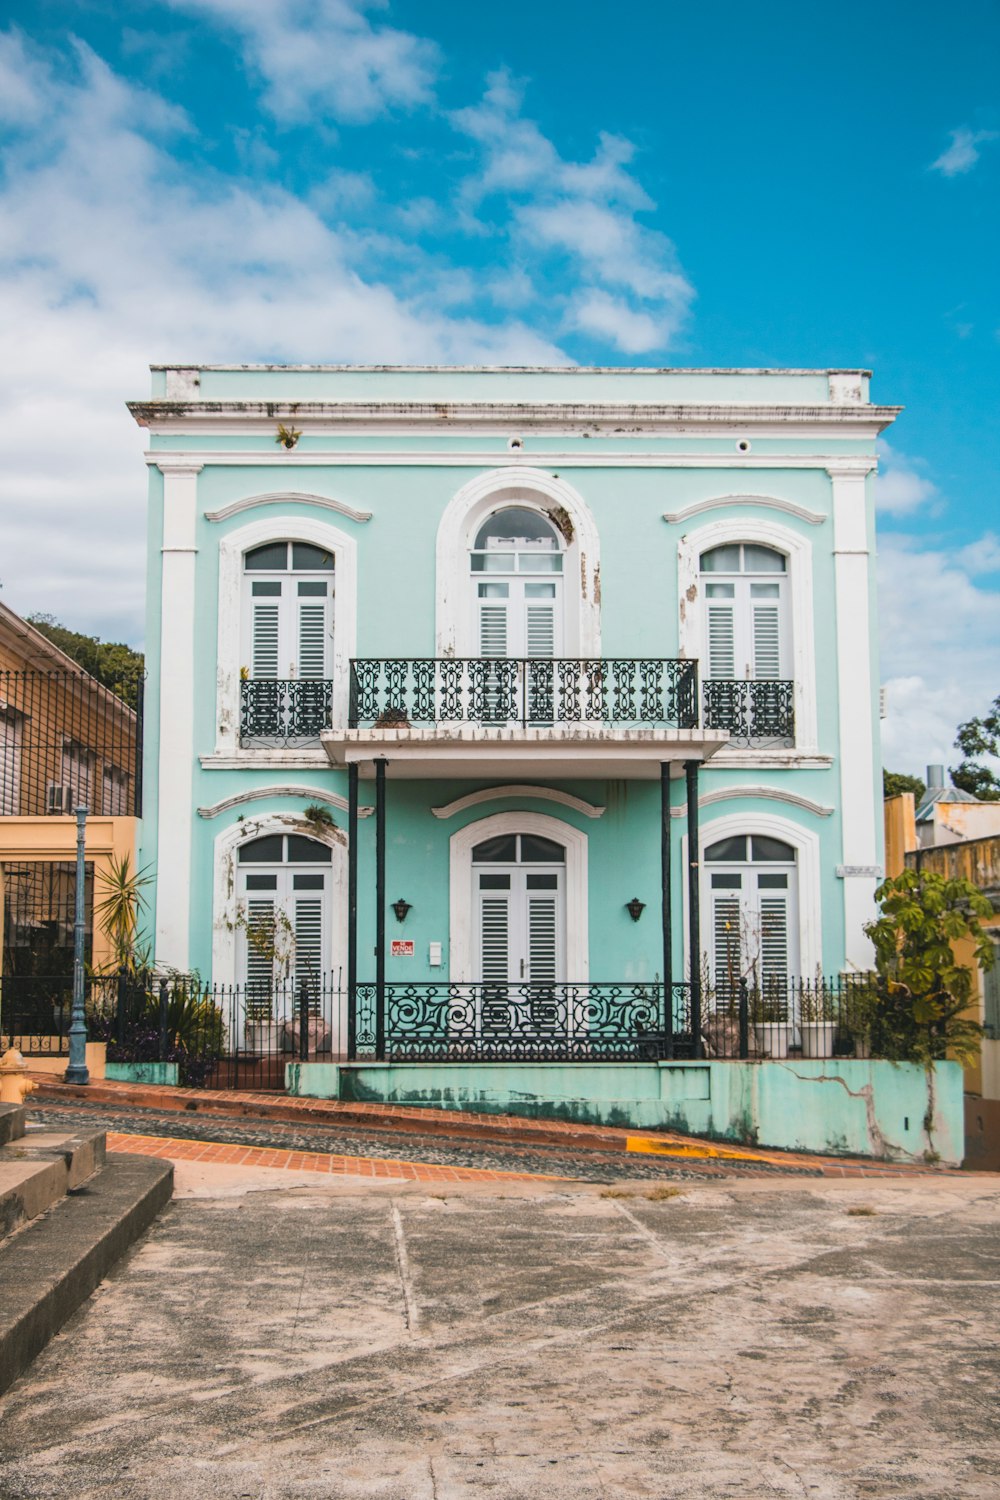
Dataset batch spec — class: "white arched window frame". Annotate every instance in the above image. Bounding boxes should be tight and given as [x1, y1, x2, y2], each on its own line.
[215, 515, 358, 752]
[212, 812, 349, 1049]
[436, 468, 601, 659]
[681, 810, 822, 981]
[449, 810, 589, 983]
[677, 515, 817, 752]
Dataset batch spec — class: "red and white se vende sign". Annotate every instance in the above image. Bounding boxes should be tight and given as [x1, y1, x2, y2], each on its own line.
[390, 940, 414, 957]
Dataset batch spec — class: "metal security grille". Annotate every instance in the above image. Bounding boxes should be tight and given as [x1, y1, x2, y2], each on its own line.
[1, 861, 94, 976]
[0, 671, 142, 818]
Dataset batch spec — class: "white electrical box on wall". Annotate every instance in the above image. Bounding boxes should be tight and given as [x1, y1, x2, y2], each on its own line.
[428, 941, 443, 967]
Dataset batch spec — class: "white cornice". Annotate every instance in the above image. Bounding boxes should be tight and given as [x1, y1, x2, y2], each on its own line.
[153, 458, 204, 474]
[205, 491, 371, 524]
[431, 785, 606, 820]
[664, 494, 827, 525]
[197, 785, 374, 819]
[146, 449, 883, 470]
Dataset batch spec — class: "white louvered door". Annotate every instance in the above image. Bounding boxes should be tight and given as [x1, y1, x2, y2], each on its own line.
[705, 579, 787, 680]
[246, 576, 332, 680]
[707, 869, 797, 994]
[707, 601, 737, 679]
[476, 869, 564, 984]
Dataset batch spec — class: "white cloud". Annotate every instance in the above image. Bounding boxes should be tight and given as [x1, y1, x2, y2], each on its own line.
[930, 126, 999, 177]
[0, 32, 563, 641]
[164, 0, 439, 124]
[875, 441, 940, 517]
[451, 69, 694, 355]
[878, 534, 1000, 775]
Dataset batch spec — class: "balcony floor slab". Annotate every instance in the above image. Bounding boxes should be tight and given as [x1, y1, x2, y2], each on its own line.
[321, 725, 731, 778]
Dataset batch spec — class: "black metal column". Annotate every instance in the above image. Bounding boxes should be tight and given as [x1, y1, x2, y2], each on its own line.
[660, 762, 674, 1059]
[375, 758, 387, 1061]
[685, 759, 702, 1059]
[346, 761, 358, 1060]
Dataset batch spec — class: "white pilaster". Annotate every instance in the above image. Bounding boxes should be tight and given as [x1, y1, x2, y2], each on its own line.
[830, 464, 879, 968]
[155, 460, 201, 969]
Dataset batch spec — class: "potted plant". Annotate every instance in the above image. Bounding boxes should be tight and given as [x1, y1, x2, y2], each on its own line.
[749, 988, 792, 1058]
[799, 983, 838, 1059]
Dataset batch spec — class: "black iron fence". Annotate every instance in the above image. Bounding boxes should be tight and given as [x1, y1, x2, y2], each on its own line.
[353, 975, 877, 1064]
[240, 678, 333, 746]
[350, 658, 700, 730]
[703, 679, 795, 746]
[0, 972, 115, 1057]
[0, 670, 143, 817]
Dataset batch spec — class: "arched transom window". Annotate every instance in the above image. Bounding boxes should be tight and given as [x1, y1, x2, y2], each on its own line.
[470, 508, 563, 659]
[700, 543, 788, 681]
[704, 833, 798, 996]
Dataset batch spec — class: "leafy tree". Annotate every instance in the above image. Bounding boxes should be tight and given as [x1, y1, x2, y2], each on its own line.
[883, 769, 926, 801]
[864, 869, 995, 1066]
[951, 692, 1000, 801]
[27, 613, 144, 708]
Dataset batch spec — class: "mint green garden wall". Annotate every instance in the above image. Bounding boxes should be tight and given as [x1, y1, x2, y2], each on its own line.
[286, 1059, 964, 1166]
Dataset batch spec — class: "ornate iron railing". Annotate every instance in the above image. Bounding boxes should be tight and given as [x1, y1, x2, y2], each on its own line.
[353, 981, 695, 1062]
[349, 659, 699, 730]
[702, 679, 795, 746]
[240, 678, 333, 745]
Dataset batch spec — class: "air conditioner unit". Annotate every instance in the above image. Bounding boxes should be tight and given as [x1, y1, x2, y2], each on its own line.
[45, 783, 73, 814]
[879, 686, 888, 720]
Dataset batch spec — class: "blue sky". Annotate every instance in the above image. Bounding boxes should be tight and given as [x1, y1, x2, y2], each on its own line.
[0, 0, 997, 775]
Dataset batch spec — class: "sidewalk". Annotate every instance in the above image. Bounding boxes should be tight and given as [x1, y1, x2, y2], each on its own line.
[32, 1073, 950, 1179]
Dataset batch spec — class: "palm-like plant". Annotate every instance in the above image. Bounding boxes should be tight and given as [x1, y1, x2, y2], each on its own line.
[94, 854, 153, 973]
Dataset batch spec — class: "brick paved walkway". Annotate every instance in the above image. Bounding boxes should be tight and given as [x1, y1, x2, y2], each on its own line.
[32, 1073, 954, 1179]
[107, 1130, 565, 1183]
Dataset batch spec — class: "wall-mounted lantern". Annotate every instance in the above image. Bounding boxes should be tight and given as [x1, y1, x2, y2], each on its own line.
[625, 897, 646, 923]
[392, 899, 412, 924]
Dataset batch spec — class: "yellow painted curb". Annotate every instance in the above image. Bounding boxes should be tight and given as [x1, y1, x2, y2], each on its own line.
[626, 1136, 774, 1165]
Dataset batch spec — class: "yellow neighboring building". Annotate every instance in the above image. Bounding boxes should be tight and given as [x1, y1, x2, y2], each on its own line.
[0, 601, 141, 980]
[885, 770, 1000, 1169]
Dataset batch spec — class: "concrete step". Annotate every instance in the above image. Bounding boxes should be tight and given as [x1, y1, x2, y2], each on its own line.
[0, 1101, 27, 1146]
[0, 1127, 107, 1244]
[0, 1151, 173, 1396]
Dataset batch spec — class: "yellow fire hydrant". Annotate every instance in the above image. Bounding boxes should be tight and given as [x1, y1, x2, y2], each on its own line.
[0, 1048, 37, 1105]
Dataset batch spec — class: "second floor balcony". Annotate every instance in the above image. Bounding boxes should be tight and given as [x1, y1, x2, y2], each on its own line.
[239, 662, 796, 761]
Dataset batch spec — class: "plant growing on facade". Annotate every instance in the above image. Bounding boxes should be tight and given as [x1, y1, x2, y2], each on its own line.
[863, 869, 995, 1066]
[302, 803, 335, 829]
[275, 422, 302, 450]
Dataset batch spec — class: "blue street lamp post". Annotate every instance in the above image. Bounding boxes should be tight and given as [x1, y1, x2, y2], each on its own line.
[65, 805, 90, 1086]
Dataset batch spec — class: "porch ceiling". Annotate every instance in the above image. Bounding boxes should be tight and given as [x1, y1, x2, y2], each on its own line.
[320, 725, 730, 779]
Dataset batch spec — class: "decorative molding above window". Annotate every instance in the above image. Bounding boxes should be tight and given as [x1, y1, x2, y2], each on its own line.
[431, 785, 606, 820]
[197, 785, 374, 819]
[664, 494, 826, 526]
[205, 492, 372, 524]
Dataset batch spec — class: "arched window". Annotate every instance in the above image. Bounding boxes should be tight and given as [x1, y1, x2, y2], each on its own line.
[237, 832, 333, 995]
[704, 833, 798, 997]
[470, 508, 564, 659]
[700, 543, 789, 682]
[241, 542, 335, 741]
[472, 831, 566, 985]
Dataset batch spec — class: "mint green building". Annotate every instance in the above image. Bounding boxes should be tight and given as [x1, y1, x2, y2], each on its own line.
[129, 364, 899, 1085]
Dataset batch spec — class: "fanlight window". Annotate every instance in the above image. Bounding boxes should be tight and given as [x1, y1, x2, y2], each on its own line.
[470, 508, 563, 574]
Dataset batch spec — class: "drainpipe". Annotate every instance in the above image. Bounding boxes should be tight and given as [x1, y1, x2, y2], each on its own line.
[685, 761, 702, 1059]
[660, 762, 674, 1058]
[375, 758, 386, 1062]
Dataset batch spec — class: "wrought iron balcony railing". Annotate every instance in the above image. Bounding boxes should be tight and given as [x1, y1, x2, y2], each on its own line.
[702, 678, 795, 747]
[240, 678, 333, 746]
[349, 658, 699, 730]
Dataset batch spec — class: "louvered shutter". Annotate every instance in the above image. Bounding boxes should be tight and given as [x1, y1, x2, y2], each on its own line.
[252, 601, 281, 679]
[245, 898, 276, 1018]
[0, 714, 20, 815]
[479, 605, 508, 659]
[712, 895, 742, 996]
[525, 605, 555, 659]
[480, 898, 510, 984]
[707, 605, 736, 679]
[293, 898, 324, 991]
[752, 605, 782, 680]
[759, 897, 790, 991]
[527, 898, 558, 983]
[297, 604, 326, 679]
[61, 747, 92, 809]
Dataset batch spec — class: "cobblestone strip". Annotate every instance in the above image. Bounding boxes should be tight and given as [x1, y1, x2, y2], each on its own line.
[107, 1130, 570, 1183]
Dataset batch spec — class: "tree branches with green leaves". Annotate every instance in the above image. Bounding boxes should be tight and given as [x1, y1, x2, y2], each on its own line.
[27, 613, 144, 709]
[864, 869, 995, 1067]
[951, 692, 1000, 801]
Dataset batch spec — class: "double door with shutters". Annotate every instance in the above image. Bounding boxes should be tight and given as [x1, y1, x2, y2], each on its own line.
[473, 833, 566, 1002]
[236, 834, 332, 1016]
[705, 834, 797, 1002]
